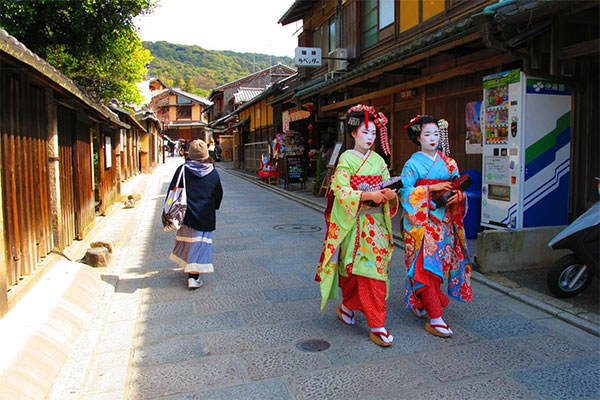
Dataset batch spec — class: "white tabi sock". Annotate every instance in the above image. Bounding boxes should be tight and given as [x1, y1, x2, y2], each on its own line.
[340, 304, 356, 325]
[430, 316, 453, 335]
[370, 327, 393, 344]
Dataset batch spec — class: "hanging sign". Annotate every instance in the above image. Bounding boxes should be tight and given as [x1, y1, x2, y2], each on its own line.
[104, 135, 112, 169]
[295, 47, 322, 67]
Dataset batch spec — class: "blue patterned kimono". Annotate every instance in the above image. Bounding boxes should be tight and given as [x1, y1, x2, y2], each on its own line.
[399, 152, 472, 310]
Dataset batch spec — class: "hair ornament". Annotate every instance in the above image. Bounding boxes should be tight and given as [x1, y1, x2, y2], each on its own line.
[344, 104, 391, 155]
[404, 115, 423, 133]
[348, 117, 361, 126]
[438, 118, 450, 156]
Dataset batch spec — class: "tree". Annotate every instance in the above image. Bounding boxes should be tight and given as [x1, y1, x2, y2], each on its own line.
[0, 0, 155, 104]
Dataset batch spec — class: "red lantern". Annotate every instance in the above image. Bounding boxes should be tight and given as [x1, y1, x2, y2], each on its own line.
[307, 104, 313, 114]
[308, 123, 313, 134]
[308, 139, 313, 144]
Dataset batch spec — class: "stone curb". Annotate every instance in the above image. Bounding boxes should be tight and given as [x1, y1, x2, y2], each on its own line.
[220, 167, 600, 338]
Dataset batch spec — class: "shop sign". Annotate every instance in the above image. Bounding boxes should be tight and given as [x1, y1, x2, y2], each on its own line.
[295, 47, 322, 67]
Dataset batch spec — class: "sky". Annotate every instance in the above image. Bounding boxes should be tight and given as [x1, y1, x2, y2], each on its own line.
[134, 0, 302, 58]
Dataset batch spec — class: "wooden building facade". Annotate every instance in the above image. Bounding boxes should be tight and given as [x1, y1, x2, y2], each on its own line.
[280, 0, 599, 218]
[150, 87, 212, 142]
[0, 29, 137, 316]
[206, 65, 296, 162]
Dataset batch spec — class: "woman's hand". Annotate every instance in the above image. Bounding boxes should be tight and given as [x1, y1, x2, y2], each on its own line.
[446, 190, 465, 205]
[381, 188, 396, 201]
[362, 190, 385, 204]
[429, 182, 453, 192]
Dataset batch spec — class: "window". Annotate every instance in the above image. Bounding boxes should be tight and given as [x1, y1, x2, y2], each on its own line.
[176, 106, 191, 119]
[364, 0, 378, 49]
[329, 17, 336, 52]
[379, 0, 394, 28]
[312, 15, 338, 55]
[363, 0, 396, 49]
[177, 95, 191, 104]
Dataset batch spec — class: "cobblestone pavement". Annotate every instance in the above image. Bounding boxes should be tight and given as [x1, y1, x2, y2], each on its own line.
[52, 157, 600, 399]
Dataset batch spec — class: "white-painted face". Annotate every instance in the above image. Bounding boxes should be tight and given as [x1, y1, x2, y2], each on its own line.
[419, 122, 440, 152]
[352, 122, 377, 152]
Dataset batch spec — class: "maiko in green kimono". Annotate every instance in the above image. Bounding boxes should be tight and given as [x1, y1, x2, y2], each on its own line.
[316, 104, 398, 347]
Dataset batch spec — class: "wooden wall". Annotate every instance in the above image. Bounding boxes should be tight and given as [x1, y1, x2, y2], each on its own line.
[99, 127, 119, 215]
[57, 105, 76, 248]
[72, 117, 95, 238]
[0, 71, 53, 286]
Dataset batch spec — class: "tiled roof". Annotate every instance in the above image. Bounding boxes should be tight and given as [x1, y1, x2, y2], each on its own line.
[169, 121, 206, 127]
[171, 88, 213, 107]
[0, 28, 128, 129]
[207, 113, 236, 128]
[152, 87, 214, 107]
[279, 0, 317, 26]
[295, 17, 476, 99]
[233, 87, 264, 104]
[211, 63, 296, 92]
[108, 100, 147, 132]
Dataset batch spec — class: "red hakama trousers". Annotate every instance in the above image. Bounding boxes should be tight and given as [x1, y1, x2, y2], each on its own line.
[339, 274, 387, 328]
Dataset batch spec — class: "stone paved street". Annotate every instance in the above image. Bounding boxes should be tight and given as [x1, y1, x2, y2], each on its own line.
[52, 157, 600, 399]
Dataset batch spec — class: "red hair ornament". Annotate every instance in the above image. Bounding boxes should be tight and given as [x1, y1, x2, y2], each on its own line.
[345, 104, 391, 156]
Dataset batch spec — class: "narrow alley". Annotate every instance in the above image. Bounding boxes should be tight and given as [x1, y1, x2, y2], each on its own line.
[49, 157, 599, 399]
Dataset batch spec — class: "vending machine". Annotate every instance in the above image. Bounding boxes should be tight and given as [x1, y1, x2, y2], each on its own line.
[481, 69, 572, 229]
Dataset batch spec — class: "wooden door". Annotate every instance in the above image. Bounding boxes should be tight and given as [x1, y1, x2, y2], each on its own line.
[57, 105, 76, 249]
[392, 108, 420, 174]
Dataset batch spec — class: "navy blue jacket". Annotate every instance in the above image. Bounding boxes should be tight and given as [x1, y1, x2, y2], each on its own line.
[168, 162, 223, 231]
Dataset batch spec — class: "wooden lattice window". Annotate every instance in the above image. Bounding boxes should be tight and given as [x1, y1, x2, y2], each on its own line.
[176, 106, 191, 119]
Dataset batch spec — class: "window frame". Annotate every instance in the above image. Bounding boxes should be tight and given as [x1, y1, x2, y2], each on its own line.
[362, 0, 396, 50]
[312, 15, 338, 55]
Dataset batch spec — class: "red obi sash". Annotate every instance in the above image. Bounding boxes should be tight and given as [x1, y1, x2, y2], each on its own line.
[415, 178, 448, 186]
[350, 175, 381, 190]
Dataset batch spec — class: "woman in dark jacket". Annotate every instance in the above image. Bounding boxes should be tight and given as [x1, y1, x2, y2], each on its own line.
[168, 139, 223, 289]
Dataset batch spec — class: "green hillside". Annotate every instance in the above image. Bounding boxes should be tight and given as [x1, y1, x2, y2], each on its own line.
[143, 41, 295, 97]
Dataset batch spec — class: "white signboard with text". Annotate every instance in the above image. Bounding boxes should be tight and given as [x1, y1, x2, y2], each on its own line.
[295, 47, 322, 67]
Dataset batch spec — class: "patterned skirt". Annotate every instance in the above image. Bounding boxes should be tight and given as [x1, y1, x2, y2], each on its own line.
[169, 225, 214, 273]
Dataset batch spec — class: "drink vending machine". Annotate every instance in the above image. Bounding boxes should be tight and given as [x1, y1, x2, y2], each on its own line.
[481, 69, 572, 229]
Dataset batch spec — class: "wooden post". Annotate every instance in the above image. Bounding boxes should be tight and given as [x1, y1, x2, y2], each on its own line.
[0, 131, 8, 317]
[46, 87, 61, 250]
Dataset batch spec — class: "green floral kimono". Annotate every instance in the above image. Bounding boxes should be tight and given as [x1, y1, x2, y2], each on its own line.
[316, 150, 398, 311]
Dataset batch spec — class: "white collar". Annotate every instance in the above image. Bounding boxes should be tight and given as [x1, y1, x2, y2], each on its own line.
[348, 149, 369, 160]
[419, 151, 438, 161]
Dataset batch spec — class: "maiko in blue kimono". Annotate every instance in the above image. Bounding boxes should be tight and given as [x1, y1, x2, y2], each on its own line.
[399, 115, 472, 338]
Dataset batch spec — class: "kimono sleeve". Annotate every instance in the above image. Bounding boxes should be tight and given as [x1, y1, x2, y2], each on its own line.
[330, 154, 362, 231]
[447, 157, 461, 180]
[399, 159, 429, 225]
[380, 162, 399, 217]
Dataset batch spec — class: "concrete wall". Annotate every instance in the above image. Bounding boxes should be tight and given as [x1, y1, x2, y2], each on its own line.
[475, 226, 571, 273]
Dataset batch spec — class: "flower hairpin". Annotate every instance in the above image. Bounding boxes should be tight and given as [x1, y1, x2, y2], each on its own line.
[345, 104, 391, 156]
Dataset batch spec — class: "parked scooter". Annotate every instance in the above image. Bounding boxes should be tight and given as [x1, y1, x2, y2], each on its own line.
[546, 198, 600, 298]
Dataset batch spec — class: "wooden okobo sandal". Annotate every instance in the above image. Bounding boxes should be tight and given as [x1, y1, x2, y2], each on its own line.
[369, 329, 393, 347]
[411, 307, 427, 319]
[425, 322, 452, 338]
[336, 305, 356, 326]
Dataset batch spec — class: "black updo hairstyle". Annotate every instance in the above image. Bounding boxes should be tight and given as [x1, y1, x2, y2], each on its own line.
[405, 115, 438, 146]
[346, 110, 376, 136]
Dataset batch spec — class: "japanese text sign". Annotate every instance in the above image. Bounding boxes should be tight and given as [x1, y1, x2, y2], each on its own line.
[295, 47, 322, 67]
